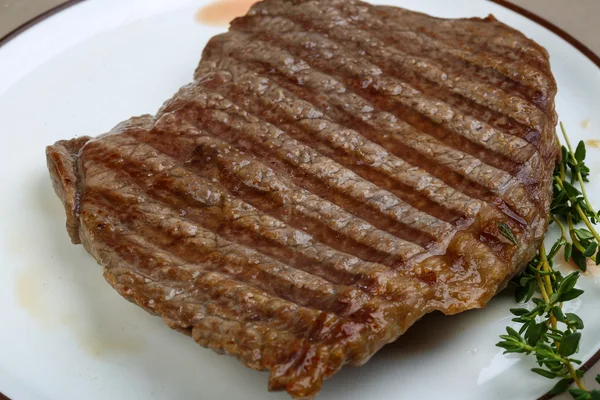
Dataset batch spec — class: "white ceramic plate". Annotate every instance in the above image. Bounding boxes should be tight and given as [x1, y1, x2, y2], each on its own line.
[1, 1, 600, 399]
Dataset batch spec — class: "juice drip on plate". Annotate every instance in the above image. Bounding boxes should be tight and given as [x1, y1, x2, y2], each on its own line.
[553, 248, 600, 277]
[195, 0, 256, 26]
[15, 265, 48, 324]
[585, 139, 600, 148]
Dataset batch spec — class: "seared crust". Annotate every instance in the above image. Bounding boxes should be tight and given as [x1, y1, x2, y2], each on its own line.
[46, 1, 559, 398]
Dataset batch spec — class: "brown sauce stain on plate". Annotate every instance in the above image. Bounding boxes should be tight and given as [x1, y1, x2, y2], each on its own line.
[77, 329, 145, 358]
[15, 265, 49, 325]
[58, 314, 146, 358]
[15, 265, 145, 358]
[195, 0, 256, 26]
[554, 248, 600, 277]
[585, 139, 600, 148]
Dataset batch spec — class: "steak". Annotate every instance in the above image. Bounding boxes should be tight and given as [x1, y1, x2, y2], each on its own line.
[46, 0, 559, 398]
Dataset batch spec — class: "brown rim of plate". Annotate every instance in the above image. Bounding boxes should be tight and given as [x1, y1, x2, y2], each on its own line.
[0, 0, 85, 48]
[0, 1, 599, 399]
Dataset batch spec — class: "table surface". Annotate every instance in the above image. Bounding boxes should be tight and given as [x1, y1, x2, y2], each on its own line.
[1, 1, 599, 399]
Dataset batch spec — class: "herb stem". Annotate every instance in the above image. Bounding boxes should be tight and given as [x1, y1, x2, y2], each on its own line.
[558, 124, 592, 393]
[568, 362, 587, 391]
[536, 269, 550, 303]
[539, 244, 555, 316]
[555, 174, 600, 246]
[561, 122, 594, 213]
[561, 121, 574, 149]
[539, 244, 586, 390]
[534, 258, 556, 331]
[567, 215, 586, 253]
[552, 215, 567, 241]
[578, 170, 593, 212]
[499, 124, 597, 398]
[576, 204, 600, 243]
[567, 214, 597, 264]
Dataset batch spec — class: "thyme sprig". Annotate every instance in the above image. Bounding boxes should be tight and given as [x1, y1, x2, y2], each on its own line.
[496, 124, 600, 399]
[551, 123, 600, 270]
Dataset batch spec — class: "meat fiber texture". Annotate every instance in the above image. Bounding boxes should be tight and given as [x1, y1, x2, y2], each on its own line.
[46, 0, 559, 398]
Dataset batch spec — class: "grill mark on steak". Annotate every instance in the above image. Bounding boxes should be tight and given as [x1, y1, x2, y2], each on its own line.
[206, 140, 514, 284]
[192, 139, 431, 264]
[201, 31, 535, 175]
[196, 62, 535, 227]
[86, 131, 432, 270]
[203, 148, 433, 261]
[371, 7, 554, 89]
[389, 34, 546, 107]
[194, 68, 475, 224]
[368, 4, 553, 95]
[87, 124, 511, 304]
[46, 2, 561, 398]
[231, 13, 546, 138]
[159, 89, 457, 252]
[91, 224, 352, 361]
[107, 263, 333, 378]
[86, 119, 507, 305]
[133, 120, 443, 264]
[100, 230, 338, 336]
[202, 69, 478, 224]
[250, 0, 554, 104]
[147, 120, 521, 279]
[382, 9, 551, 67]
[194, 56, 534, 224]
[84, 133, 429, 298]
[87, 191, 382, 320]
[390, 28, 553, 107]
[83, 196, 427, 367]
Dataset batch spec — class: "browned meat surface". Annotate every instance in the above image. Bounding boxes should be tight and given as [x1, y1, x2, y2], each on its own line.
[46, 1, 559, 398]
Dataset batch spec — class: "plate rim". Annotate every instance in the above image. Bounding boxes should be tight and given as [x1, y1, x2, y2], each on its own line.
[0, 1, 599, 400]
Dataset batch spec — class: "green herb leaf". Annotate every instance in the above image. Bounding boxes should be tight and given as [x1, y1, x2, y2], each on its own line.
[498, 222, 519, 246]
[552, 306, 565, 322]
[549, 378, 572, 395]
[563, 180, 581, 199]
[525, 322, 547, 347]
[568, 388, 591, 400]
[561, 145, 569, 163]
[589, 390, 600, 400]
[571, 248, 588, 272]
[565, 242, 573, 262]
[575, 141, 587, 164]
[559, 272, 580, 295]
[559, 289, 585, 302]
[506, 326, 521, 339]
[566, 313, 585, 330]
[499, 124, 598, 399]
[559, 333, 581, 357]
[575, 229, 594, 240]
[510, 308, 529, 316]
[584, 242, 598, 257]
[515, 283, 535, 303]
[531, 368, 557, 379]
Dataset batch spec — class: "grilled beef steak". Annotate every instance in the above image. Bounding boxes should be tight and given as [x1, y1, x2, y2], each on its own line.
[46, 0, 559, 398]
